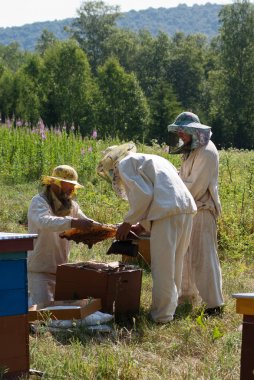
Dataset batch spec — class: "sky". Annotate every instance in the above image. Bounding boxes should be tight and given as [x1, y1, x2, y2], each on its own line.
[0, 0, 235, 28]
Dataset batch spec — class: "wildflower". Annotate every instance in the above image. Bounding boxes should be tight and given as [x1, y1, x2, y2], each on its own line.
[6, 118, 12, 128]
[81, 147, 85, 156]
[38, 118, 45, 131]
[38, 119, 47, 139]
[55, 128, 61, 136]
[88, 146, 93, 153]
[92, 130, 97, 139]
[163, 146, 169, 153]
[41, 131, 47, 140]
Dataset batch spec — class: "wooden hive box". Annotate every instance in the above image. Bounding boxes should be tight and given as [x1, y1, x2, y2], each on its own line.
[55, 262, 142, 316]
[0, 314, 29, 379]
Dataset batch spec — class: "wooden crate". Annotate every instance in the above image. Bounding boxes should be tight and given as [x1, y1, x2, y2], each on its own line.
[29, 298, 102, 322]
[55, 262, 142, 316]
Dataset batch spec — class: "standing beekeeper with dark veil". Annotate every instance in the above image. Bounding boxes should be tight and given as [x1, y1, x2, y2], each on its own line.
[168, 111, 224, 315]
[97, 142, 197, 323]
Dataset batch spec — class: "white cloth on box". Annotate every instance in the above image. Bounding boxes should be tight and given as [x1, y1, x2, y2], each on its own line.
[47, 324, 112, 334]
[79, 311, 113, 326]
[179, 141, 224, 308]
[27, 194, 88, 304]
[47, 311, 114, 328]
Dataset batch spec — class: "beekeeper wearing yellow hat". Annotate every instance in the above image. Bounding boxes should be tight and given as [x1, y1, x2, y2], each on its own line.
[27, 165, 96, 305]
[97, 142, 197, 323]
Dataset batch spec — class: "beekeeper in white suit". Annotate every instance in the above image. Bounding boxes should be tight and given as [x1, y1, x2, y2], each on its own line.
[97, 142, 197, 323]
[168, 111, 224, 315]
[27, 165, 96, 305]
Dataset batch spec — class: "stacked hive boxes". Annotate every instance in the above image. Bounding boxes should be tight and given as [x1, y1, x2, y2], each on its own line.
[0, 233, 37, 380]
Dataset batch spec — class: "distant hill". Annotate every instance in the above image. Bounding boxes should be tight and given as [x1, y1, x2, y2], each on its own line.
[0, 3, 223, 51]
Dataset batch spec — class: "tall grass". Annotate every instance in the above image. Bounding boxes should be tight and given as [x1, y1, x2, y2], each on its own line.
[0, 124, 253, 379]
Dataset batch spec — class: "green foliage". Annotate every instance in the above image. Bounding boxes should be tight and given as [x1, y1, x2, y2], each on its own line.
[70, 0, 121, 72]
[14, 55, 43, 124]
[35, 29, 58, 54]
[216, 0, 254, 149]
[148, 79, 181, 144]
[97, 57, 150, 141]
[41, 40, 97, 132]
[167, 33, 208, 111]
[0, 68, 15, 121]
[218, 149, 254, 261]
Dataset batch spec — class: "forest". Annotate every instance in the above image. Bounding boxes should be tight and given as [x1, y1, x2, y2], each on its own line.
[0, 0, 254, 149]
[0, 3, 222, 50]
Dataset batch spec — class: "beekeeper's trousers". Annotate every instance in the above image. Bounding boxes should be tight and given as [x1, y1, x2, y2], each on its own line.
[180, 209, 224, 308]
[28, 272, 56, 306]
[150, 213, 193, 323]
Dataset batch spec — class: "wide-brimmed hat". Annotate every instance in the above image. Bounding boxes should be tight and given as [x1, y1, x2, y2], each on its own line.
[41, 165, 84, 188]
[169, 111, 200, 127]
[97, 142, 137, 183]
[168, 112, 212, 151]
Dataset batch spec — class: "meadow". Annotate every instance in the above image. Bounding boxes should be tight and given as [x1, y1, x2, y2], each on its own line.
[0, 124, 253, 380]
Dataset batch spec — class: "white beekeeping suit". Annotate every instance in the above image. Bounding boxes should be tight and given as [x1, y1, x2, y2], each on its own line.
[168, 112, 224, 313]
[97, 143, 197, 323]
[27, 165, 93, 305]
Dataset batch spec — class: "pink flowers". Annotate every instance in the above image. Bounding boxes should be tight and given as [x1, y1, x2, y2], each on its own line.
[92, 130, 97, 139]
[81, 146, 93, 156]
[38, 119, 47, 140]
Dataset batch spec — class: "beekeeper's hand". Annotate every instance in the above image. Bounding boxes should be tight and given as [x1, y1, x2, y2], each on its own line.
[71, 218, 94, 229]
[131, 223, 146, 236]
[116, 222, 131, 240]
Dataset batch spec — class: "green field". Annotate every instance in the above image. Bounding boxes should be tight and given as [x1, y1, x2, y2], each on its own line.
[0, 125, 253, 379]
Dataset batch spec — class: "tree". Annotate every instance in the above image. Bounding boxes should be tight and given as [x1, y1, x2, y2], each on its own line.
[0, 42, 26, 72]
[148, 80, 182, 145]
[97, 58, 150, 141]
[216, 0, 254, 148]
[0, 68, 15, 122]
[167, 32, 208, 112]
[132, 31, 172, 98]
[13, 55, 43, 125]
[41, 40, 97, 134]
[70, 0, 121, 72]
[14, 72, 41, 125]
[103, 28, 139, 72]
[35, 29, 57, 55]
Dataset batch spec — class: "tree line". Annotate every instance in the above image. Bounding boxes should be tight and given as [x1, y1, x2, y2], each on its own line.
[0, 0, 253, 149]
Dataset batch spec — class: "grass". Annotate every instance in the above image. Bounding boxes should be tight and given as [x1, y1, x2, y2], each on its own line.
[0, 126, 253, 379]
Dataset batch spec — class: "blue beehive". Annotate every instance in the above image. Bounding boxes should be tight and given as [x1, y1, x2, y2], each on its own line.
[0, 233, 37, 379]
[0, 254, 28, 317]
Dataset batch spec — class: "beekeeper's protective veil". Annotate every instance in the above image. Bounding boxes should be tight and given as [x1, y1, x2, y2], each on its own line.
[97, 142, 137, 199]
